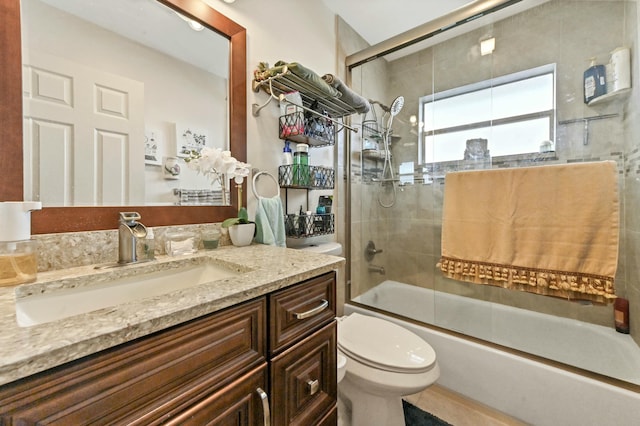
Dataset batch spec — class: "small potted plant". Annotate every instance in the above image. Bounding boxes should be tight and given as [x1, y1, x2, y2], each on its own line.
[221, 181, 255, 247]
[186, 148, 253, 246]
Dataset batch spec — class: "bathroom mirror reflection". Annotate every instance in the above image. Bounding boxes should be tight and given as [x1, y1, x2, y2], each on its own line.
[21, 0, 230, 207]
[347, 0, 640, 387]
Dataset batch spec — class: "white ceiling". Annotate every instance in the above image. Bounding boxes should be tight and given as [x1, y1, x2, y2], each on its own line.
[321, 0, 473, 45]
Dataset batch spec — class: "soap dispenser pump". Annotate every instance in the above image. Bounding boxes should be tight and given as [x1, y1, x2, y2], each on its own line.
[584, 57, 606, 103]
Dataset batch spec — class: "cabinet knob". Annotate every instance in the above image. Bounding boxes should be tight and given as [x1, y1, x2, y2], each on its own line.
[306, 379, 320, 395]
[292, 299, 329, 320]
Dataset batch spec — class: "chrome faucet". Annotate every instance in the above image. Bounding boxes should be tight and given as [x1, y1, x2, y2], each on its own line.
[118, 212, 148, 264]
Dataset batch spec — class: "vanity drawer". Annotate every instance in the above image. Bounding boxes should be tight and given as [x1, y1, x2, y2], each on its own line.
[163, 363, 269, 426]
[270, 321, 337, 426]
[269, 271, 336, 355]
[0, 298, 266, 425]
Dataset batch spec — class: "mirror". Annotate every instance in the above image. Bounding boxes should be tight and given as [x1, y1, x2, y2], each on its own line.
[22, 0, 231, 207]
[0, 0, 247, 233]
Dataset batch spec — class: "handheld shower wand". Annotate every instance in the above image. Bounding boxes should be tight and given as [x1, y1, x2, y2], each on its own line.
[378, 96, 404, 208]
[386, 96, 404, 130]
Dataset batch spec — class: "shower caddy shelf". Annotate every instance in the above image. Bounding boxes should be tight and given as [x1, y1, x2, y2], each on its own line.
[278, 164, 335, 238]
[279, 112, 335, 147]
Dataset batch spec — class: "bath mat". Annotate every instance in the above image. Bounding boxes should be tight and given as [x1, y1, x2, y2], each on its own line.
[403, 400, 453, 426]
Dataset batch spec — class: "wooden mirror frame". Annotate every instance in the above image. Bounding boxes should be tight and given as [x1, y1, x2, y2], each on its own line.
[0, 0, 247, 234]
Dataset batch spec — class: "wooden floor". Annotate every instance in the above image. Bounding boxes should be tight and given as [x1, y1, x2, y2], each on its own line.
[404, 385, 530, 426]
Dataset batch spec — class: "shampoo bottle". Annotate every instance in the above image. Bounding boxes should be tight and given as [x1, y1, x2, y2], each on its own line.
[584, 57, 606, 103]
[280, 141, 293, 186]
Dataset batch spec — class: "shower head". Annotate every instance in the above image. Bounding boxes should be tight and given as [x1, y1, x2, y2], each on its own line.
[385, 95, 404, 132]
[390, 96, 404, 116]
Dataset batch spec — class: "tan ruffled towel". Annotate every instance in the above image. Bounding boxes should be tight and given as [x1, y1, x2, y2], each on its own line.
[439, 161, 619, 304]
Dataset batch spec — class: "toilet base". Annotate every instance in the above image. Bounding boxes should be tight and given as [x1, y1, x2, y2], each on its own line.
[338, 377, 405, 426]
[337, 395, 350, 426]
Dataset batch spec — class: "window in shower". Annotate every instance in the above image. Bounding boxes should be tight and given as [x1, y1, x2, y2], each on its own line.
[419, 63, 556, 163]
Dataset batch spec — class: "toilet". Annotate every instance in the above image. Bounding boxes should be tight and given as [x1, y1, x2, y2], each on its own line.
[295, 241, 343, 256]
[337, 313, 440, 426]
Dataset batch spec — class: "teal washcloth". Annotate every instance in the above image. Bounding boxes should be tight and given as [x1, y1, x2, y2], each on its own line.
[254, 196, 286, 247]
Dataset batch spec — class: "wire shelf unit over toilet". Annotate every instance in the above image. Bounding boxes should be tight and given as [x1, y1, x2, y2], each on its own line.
[253, 64, 344, 238]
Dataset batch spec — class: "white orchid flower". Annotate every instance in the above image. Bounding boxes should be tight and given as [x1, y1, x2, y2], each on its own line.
[186, 146, 249, 186]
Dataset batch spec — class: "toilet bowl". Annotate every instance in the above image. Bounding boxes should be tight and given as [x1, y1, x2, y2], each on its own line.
[294, 242, 343, 256]
[337, 352, 347, 383]
[337, 313, 439, 426]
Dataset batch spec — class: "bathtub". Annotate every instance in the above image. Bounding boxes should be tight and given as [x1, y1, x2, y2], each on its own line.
[348, 280, 640, 426]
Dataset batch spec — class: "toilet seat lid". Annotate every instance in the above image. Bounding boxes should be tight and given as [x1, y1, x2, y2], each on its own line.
[338, 313, 436, 373]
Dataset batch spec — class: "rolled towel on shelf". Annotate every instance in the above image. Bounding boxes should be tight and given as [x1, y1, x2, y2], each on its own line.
[275, 61, 341, 99]
[253, 61, 341, 99]
[322, 73, 371, 114]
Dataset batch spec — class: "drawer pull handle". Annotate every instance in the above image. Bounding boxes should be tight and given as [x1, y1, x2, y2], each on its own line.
[293, 299, 329, 319]
[256, 387, 271, 426]
[307, 379, 320, 395]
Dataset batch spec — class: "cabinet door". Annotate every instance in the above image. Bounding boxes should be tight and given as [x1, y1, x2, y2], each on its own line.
[269, 271, 336, 355]
[0, 299, 266, 425]
[270, 321, 337, 426]
[164, 364, 269, 426]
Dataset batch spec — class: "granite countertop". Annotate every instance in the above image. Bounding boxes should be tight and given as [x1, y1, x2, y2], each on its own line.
[0, 245, 344, 387]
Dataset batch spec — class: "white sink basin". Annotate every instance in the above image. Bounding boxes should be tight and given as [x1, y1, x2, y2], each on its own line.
[15, 261, 241, 327]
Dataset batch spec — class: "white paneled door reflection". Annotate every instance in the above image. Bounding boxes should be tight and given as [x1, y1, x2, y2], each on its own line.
[23, 52, 145, 206]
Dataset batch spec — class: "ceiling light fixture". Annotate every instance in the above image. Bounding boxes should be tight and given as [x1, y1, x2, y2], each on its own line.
[188, 20, 204, 31]
[222, 0, 236, 3]
[175, 11, 204, 31]
[480, 37, 495, 56]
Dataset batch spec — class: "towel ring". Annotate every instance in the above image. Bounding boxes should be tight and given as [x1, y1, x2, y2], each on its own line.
[252, 171, 280, 199]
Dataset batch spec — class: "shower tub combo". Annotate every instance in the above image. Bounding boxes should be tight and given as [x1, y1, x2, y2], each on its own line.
[348, 280, 640, 425]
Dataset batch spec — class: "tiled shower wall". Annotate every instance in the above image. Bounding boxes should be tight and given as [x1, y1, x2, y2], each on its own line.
[346, 0, 640, 347]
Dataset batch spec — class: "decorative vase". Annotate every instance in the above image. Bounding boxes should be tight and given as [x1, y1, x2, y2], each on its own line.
[228, 223, 255, 247]
[217, 175, 230, 206]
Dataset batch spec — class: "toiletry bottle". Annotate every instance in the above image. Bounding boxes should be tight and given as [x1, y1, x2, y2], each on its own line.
[293, 143, 309, 186]
[280, 141, 293, 186]
[607, 47, 631, 93]
[584, 57, 606, 103]
[144, 228, 155, 260]
[614, 297, 630, 334]
[298, 205, 306, 236]
[315, 205, 326, 233]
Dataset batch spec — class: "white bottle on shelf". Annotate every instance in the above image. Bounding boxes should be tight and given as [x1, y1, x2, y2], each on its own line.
[280, 141, 293, 186]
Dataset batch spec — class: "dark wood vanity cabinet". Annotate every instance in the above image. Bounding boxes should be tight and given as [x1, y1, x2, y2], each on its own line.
[0, 271, 337, 426]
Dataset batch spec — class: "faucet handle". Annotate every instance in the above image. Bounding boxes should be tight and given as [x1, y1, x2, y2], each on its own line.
[365, 240, 383, 261]
[119, 212, 142, 225]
